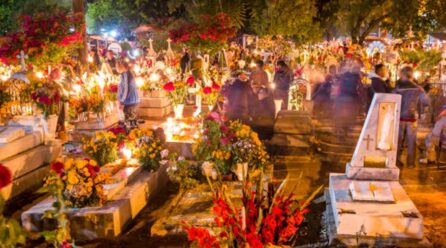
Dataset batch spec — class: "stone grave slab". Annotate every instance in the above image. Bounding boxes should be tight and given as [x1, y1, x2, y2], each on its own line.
[74, 112, 119, 131]
[349, 180, 395, 202]
[329, 174, 423, 240]
[22, 162, 169, 240]
[8, 115, 43, 133]
[0, 127, 25, 143]
[137, 105, 172, 119]
[274, 111, 312, 135]
[139, 97, 170, 108]
[1, 142, 61, 200]
[0, 132, 43, 161]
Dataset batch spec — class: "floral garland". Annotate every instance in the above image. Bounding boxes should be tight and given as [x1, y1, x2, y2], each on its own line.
[45, 158, 109, 208]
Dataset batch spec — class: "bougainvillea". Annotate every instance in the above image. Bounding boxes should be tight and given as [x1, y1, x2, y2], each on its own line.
[0, 10, 83, 68]
[169, 12, 236, 55]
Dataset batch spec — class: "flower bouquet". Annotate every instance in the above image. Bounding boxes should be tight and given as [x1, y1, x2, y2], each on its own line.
[82, 131, 119, 166]
[45, 158, 109, 208]
[200, 82, 221, 110]
[127, 128, 169, 171]
[29, 75, 60, 118]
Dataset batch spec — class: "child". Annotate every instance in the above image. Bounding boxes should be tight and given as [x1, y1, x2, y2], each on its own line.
[421, 105, 446, 164]
[116, 60, 139, 128]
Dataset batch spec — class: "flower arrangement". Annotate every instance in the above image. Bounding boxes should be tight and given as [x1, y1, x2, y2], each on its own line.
[45, 158, 109, 208]
[169, 12, 236, 55]
[0, 163, 26, 247]
[0, 10, 83, 68]
[167, 157, 202, 190]
[29, 73, 61, 118]
[193, 112, 271, 176]
[82, 131, 119, 166]
[200, 82, 221, 108]
[127, 128, 169, 171]
[184, 177, 322, 247]
[163, 81, 188, 106]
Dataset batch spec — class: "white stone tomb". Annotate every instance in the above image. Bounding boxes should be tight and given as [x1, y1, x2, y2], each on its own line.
[327, 93, 427, 246]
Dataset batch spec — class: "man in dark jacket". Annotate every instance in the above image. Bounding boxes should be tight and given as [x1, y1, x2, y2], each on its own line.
[273, 60, 293, 110]
[370, 64, 391, 94]
[393, 66, 429, 168]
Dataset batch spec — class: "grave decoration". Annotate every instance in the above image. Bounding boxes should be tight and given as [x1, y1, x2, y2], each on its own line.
[44, 158, 109, 208]
[126, 128, 170, 172]
[163, 80, 189, 119]
[182, 171, 322, 247]
[192, 112, 271, 179]
[327, 93, 426, 246]
[69, 72, 119, 132]
[82, 130, 120, 166]
[199, 81, 221, 111]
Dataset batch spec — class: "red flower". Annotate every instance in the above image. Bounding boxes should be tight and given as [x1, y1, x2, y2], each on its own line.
[220, 137, 229, 145]
[186, 76, 195, 86]
[60, 240, 73, 248]
[211, 82, 220, 90]
[203, 86, 212, 95]
[86, 164, 100, 178]
[38, 95, 51, 105]
[54, 92, 60, 104]
[0, 163, 12, 189]
[51, 161, 64, 176]
[109, 84, 118, 93]
[163, 82, 175, 92]
[109, 127, 126, 136]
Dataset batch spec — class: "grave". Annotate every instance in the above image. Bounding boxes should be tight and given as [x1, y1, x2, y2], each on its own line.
[21, 160, 170, 240]
[161, 117, 201, 159]
[137, 90, 172, 119]
[326, 93, 429, 247]
[71, 110, 119, 142]
[1, 116, 62, 200]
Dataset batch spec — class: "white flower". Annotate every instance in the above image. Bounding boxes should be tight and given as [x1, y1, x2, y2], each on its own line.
[160, 149, 169, 158]
[178, 156, 185, 161]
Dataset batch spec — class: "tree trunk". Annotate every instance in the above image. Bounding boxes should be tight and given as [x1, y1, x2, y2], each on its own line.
[72, 0, 89, 73]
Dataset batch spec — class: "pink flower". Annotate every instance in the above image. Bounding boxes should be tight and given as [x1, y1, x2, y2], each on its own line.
[163, 82, 175, 92]
[211, 82, 220, 90]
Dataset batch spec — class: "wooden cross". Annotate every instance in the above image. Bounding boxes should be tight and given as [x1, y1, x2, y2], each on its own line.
[363, 135, 374, 150]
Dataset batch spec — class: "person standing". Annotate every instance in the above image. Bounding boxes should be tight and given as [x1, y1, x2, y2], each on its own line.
[102, 50, 118, 75]
[369, 64, 391, 94]
[273, 60, 293, 110]
[116, 60, 140, 128]
[249, 60, 269, 93]
[393, 66, 429, 168]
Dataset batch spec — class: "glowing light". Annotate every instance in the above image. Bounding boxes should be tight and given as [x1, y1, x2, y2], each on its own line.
[36, 71, 44, 79]
[249, 62, 256, 68]
[121, 147, 132, 160]
[134, 65, 141, 74]
[73, 84, 82, 95]
[270, 83, 276, 89]
[0, 75, 8, 81]
[110, 30, 118, 38]
[414, 71, 421, 79]
[165, 67, 173, 75]
[136, 77, 144, 87]
[149, 73, 161, 82]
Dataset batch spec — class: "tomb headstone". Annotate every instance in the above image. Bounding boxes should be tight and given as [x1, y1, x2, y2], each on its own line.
[326, 93, 427, 246]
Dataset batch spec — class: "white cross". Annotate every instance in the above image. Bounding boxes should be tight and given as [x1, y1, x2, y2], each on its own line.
[16, 50, 28, 71]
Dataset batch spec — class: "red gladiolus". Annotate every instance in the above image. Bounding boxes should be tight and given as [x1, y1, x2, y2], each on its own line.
[163, 82, 175, 92]
[203, 86, 212, 95]
[51, 161, 64, 176]
[0, 163, 12, 189]
[186, 76, 195, 86]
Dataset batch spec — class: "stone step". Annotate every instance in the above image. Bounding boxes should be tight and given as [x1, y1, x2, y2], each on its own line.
[137, 105, 173, 119]
[274, 113, 312, 135]
[74, 113, 119, 131]
[139, 97, 171, 108]
[22, 163, 169, 240]
[317, 141, 355, 154]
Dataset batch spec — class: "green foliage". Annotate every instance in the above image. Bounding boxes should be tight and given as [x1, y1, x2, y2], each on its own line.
[0, 194, 26, 248]
[166, 158, 201, 190]
[399, 49, 442, 72]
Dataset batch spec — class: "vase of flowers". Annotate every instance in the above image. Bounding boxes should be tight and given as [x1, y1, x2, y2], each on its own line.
[173, 104, 185, 119]
[163, 81, 188, 119]
[82, 131, 119, 166]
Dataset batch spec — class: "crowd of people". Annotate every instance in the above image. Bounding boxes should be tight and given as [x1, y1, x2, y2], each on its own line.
[83, 44, 446, 168]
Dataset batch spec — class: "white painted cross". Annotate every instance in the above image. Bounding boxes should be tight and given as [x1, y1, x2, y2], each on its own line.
[16, 50, 28, 71]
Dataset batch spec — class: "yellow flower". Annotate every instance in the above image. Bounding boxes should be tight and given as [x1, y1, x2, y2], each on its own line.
[76, 159, 87, 169]
[150, 153, 156, 159]
[67, 171, 79, 185]
[64, 158, 74, 170]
